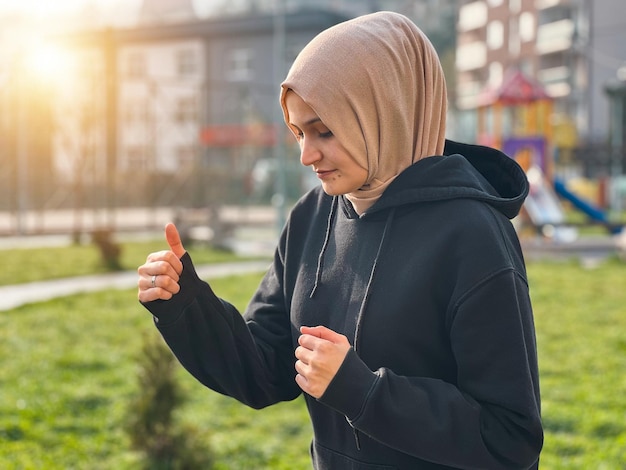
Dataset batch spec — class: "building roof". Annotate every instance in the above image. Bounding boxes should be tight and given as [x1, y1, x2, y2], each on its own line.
[137, 0, 197, 26]
[55, 8, 351, 46]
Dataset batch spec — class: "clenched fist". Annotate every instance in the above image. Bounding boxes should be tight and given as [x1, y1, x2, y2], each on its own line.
[295, 325, 351, 398]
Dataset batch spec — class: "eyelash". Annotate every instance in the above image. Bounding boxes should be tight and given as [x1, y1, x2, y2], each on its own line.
[293, 128, 334, 141]
[296, 131, 333, 138]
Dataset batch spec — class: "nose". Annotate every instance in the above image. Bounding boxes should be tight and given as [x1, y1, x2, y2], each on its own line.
[299, 138, 322, 167]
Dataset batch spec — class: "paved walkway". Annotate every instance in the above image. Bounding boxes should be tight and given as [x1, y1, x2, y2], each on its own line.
[0, 260, 271, 312]
[520, 234, 624, 261]
[1, 231, 623, 312]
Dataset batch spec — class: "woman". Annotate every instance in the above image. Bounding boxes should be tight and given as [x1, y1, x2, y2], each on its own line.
[138, 11, 543, 469]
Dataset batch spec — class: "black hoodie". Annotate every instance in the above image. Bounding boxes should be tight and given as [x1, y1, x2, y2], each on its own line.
[144, 140, 543, 469]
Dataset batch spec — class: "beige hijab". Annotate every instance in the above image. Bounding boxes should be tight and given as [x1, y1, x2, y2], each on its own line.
[280, 11, 447, 214]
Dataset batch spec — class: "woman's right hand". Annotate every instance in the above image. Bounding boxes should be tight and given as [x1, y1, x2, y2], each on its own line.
[137, 223, 186, 302]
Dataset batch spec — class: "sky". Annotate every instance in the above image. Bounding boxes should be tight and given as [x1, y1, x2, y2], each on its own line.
[0, 0, 137, 30]
[0, 0, 113, 16]
[0, 0, 241, 30]
[0, 0, 252, 68]
[0, 0, 225, 18]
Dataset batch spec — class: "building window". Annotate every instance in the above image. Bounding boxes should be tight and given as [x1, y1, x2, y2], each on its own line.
[126, 52, 146, 79]
[487, 21, 504, 49]
[540, 52, 566, 70]
[519, 12, 535, 42]
[174, 96, 198, 123]
[123, 100, 149, 124]
[509, 0, 521, 14]
[456, 42, 487, 71]
[176, 145, 196, 168]
[227, 48, 253, 82]
[458, 2, 488, 32]
[126, 145, 149, 170]
[177, 49, 197, 76]
[538, 5, 571, 25]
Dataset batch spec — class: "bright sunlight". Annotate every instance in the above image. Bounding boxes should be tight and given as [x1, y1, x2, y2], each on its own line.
[24, 42, 75, 84]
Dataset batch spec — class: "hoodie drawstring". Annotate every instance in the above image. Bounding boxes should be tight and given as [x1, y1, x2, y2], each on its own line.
[310, 196, 338, 298]
[353, 208, 395, 353]
[308, 200, 395, 452]
[350, 207, 395, 452]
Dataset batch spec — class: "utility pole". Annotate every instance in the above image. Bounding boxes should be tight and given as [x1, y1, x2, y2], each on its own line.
[16, 74, 29, 236]
[15, 53, 30, 236]
[104, 28, 118, 229]
[272, 0, 287, 233]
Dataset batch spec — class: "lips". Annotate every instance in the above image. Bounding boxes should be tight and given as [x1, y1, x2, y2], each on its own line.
[315, 169, 335, 179]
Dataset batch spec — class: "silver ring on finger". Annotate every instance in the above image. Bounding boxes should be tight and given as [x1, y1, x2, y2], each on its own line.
[151, 275, 157, 288]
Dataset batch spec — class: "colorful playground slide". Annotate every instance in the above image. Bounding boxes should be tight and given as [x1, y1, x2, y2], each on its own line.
[553, 178, 612, 227]
[524, 165, 622, 236]
[524, 165, 567, 227]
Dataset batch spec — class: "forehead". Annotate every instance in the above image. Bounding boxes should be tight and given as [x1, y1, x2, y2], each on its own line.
[284, 91, 320, 124]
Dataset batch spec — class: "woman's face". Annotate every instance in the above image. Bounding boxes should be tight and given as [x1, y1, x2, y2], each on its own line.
[284, 90, 368, 196]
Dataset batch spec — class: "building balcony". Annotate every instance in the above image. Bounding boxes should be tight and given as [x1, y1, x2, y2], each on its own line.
[456, 41, 487, 72]
[535, 0, 570, 10]
[458, 1, 488, 32]
[538, 65, 570, 84]
[536, 19, 574, 54]
[456, 80, 484, 109]
[537, 65, 571, 98]
[544, 81, 571, 98]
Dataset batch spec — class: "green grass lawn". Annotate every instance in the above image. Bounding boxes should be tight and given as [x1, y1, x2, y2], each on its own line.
[0, 239, 254, 286]
[1, 259, 625, 468]
[529, 259, 626, 468]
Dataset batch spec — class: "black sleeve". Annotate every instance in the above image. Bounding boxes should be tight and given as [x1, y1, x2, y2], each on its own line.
[141, 252, 301, 409]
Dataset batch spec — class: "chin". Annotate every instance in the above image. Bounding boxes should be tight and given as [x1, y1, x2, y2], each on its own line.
[321, 185, 346, 196]
[321, 182, 361, 196]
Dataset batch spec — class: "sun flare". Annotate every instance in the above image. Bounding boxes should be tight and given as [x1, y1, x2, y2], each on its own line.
[26, 44, 71, 77]
[21, 41, 76, 87]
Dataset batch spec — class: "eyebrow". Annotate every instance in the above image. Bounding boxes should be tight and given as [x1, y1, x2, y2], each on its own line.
[290, 117, 322, 129]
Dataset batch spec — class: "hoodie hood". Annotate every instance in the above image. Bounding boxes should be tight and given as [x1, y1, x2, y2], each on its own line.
[362, 140, 529, 220]
[314, 139, 528, 298]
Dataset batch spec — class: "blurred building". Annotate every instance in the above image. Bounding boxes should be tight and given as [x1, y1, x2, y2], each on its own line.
[138, 0, 198, 25]
[455, 0, 626, 148]
[48, 7, 350, 209]
[0, 0, 458, 226]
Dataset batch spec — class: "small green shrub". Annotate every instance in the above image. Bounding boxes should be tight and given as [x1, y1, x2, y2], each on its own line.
[126, 331, 215, 469]
[91, 229, 123, 271]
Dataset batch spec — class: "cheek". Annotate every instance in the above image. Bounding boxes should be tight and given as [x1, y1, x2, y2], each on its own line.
[355, 168, 369, 187]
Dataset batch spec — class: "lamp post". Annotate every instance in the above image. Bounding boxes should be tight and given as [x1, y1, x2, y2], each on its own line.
[604, 77, 626, 222]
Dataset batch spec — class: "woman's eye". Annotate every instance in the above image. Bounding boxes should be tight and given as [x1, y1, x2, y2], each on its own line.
[319, 131, 333, 138]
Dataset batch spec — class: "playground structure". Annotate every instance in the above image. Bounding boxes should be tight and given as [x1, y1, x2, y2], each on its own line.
[476, 68, 623, 238]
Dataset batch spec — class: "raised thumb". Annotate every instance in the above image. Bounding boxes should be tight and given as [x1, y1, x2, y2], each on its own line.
[165, 222, 186, 259]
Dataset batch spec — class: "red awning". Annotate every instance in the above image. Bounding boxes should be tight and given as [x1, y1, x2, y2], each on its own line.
[200, 123, 277, 147]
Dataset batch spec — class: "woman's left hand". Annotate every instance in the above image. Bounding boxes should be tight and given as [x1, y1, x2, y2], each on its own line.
[295, 325, 351, 398]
